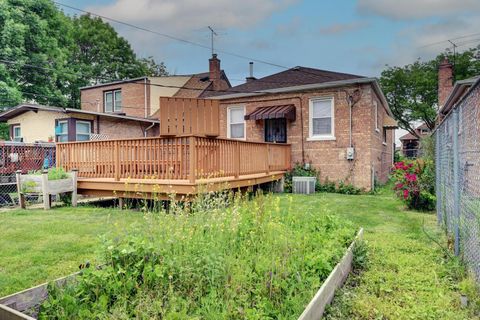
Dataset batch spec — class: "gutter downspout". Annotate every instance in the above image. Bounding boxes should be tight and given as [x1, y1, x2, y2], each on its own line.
[144, 78, 148, 118]
[144, 122, 156, 137]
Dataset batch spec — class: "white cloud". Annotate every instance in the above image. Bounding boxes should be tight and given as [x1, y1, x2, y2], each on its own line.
[319, 21, 369, 35]
[357, 0, 480, 20]
[87, 0, 297, 36]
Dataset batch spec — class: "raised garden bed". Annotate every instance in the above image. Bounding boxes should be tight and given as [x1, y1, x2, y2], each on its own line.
[15, 169, 78, 210]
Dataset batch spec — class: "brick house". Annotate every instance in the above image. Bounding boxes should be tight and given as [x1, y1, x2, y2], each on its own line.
[212, 66, 397, 191]
[399, 123, 431, 158]
[80, 54, 230, 120]
[0, 55, 231, 142]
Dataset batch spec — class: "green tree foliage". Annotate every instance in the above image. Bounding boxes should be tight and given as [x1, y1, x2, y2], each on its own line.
[380, 48, 480, 137]
[0, 1, 167, 110]
[0, 0, 73, 107]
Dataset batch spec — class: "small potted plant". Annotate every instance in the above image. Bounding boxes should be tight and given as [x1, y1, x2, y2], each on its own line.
[48, 135, 54, 142]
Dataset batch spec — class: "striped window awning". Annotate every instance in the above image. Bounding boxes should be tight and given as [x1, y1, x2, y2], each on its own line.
[244, 104, 296, 121]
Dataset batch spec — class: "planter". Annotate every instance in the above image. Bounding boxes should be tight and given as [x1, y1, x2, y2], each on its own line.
[15, 170, 78, 210]
[298, 228, 364, 320]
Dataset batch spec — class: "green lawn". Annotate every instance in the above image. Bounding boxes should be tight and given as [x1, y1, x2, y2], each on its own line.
[0, 192, 478, 319]
[0, 207, 144, 297]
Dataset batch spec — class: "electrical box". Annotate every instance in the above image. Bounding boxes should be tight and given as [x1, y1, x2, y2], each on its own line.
[346, 147, 355, 160]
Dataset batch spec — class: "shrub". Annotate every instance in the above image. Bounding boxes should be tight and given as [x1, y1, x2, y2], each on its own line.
[391, 159, 436, 211]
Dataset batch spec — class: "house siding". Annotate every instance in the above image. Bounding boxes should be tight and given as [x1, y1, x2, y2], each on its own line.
[218, 83, 394, 191]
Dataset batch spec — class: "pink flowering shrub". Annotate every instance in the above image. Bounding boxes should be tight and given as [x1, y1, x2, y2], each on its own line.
[391, 159, 436, 211]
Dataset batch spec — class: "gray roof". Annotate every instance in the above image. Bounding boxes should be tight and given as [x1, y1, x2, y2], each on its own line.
[0, 104, 159, 123]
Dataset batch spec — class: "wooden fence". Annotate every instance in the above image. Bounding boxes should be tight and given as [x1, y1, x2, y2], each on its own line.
[158, 97, 219, 137]
[56, 136, 290, 183]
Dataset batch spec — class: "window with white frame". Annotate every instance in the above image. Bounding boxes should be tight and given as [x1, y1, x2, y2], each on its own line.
[12, 125, 21, 142]
[227, 106, 245, 139]
[57, 120, 69, 142]
[104, 89, 122, 113]
[374, 100, 379, 132]
[76, 121, 91, 141]
[309, 98, 334, 139]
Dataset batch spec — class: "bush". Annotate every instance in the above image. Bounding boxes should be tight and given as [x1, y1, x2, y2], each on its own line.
[391, 159, 436, 211]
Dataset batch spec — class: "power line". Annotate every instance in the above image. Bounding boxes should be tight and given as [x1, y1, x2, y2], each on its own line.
[418, 32, 480, 49]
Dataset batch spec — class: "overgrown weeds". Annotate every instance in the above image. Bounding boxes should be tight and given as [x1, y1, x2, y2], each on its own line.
[39, 192, 356, 319]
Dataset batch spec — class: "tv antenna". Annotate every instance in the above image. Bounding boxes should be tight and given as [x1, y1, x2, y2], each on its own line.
[208, 26, 218, 56]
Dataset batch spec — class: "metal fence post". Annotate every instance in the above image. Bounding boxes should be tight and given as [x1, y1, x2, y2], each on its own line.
[435, 131, 441, 225]
[452, 108, 461, 256]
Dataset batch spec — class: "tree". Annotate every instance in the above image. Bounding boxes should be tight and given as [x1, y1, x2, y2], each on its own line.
[0, 0, 74, 107]
[380, 47, 480, 137]
[0, 2, 168, 110]
[68, 15, 168, 108]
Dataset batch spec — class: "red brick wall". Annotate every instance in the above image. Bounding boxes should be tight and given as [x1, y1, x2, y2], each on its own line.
[80, 80, 151, 118]
[94, 117, 158, 139]
[219, 83, 394, 191]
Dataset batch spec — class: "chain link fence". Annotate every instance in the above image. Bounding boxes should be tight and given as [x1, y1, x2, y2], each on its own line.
[435, 79, 480, 282]
[0, 142, 55, 207]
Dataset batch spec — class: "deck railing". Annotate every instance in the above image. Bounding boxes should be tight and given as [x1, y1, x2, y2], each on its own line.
[56, 136, 291, 183]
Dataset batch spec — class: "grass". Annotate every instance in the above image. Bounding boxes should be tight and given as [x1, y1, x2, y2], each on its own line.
[0, 206, 143, 297]
[280, 191, 479, 320]
[0, 190, 478, 319]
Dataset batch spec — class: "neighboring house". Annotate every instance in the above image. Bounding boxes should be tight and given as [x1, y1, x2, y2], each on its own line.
[212, 66, 397, 191]
[0, 104, 159, 143]
[399, 123, 431, 158]
[0, 55, 231, 143]
[80, 54, 231, 119]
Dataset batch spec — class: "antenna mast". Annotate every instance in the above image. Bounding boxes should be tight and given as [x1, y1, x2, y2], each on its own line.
[208, 26, 218, 56]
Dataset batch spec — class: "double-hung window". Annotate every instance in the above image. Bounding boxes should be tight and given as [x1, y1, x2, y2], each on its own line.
[227, 106, 245, 139]
[105, 90, 122, 112]
[12, 125, 21, 142]
[309, 98, 334, 140]
[57, 120, 69, 142]
[76, 121, 91, 141]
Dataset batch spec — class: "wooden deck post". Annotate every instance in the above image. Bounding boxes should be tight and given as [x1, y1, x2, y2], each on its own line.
[266, 144, 270, 174]
[71, 169, 78, 207]
[114, 140, 120, 181]
[189, 136, 196, 183]
[41, 170, 50, 210]
[15, 170, 25, 209]
[234, 141, 240, 178]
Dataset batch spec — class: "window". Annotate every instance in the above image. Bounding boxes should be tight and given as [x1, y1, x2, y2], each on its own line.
[374, 101, 379, 132]
[383, 128, 387, 144]
[76, 121, 91, 141]
[227, 106, 245, 139]
[12, 125, 21, 142]
[105, 89, 122, 112]
[56, 120, 69, 142]
[265, 118, 287, 143]
[309, 97, 334, 140]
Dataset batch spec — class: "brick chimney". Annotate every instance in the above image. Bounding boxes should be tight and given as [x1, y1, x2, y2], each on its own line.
[209, 54, 221, 91]
[438, 58, 453, 108]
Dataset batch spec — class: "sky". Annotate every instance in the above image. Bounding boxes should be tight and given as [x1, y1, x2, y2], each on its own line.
[57, 0, 480, 143]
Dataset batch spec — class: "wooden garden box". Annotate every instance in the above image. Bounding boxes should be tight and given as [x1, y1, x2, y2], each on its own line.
[15, 169, 78, 210]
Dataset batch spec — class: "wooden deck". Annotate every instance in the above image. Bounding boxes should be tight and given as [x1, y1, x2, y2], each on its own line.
[56, 136, 291, 199]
